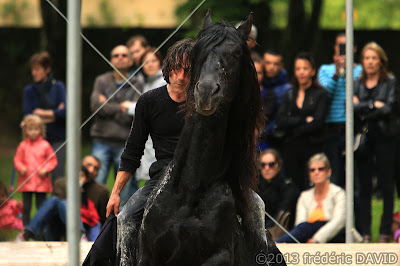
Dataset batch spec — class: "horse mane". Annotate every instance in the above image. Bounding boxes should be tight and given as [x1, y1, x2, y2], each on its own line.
[185, 21, 264, 217]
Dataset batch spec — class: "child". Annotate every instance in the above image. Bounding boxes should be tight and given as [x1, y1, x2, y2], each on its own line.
[14, 114, 58, 226]
[19, 166, 100, 241]
[0, 181, 23, 232]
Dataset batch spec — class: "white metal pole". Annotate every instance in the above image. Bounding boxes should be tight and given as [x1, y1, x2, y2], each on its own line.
[345, 0, 354, 243]
[66, 0, 82, 264]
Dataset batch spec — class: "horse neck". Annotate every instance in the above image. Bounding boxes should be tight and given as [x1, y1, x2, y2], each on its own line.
[173, 113, 231, 190]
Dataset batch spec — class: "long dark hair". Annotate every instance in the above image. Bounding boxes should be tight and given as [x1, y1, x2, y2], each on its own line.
[185, 20, 264, 216]
[162, 39, 195, 84]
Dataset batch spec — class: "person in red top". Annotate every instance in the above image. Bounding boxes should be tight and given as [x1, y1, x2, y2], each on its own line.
[17, 165, 101, 241]
[0, 181, 23, 235]
[14, 114, 58, 226]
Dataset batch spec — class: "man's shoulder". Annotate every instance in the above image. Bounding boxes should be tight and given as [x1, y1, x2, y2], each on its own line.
[95, 71, 114, 82]
[140, 85, 167, 101]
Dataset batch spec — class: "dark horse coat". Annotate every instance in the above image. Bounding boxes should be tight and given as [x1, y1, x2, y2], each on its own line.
[134, 11, 286, 266]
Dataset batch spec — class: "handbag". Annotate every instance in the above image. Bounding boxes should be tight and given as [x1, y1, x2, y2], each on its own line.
[353, 122, 368, 153]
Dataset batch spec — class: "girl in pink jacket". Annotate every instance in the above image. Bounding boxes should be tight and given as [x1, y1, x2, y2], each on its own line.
[14, 115, 58, 226]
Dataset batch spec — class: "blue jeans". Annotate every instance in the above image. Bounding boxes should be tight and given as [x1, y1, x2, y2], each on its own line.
[91, 141, 138, 208]
[276, 221, 326, 243]
[25, 196, 70, 240]
[25, 196, 92, 241]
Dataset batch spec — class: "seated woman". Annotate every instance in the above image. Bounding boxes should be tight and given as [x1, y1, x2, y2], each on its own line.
[276, 52, 329, 191]
[276, 153, 346, 243]
[257, 149, 299, 239]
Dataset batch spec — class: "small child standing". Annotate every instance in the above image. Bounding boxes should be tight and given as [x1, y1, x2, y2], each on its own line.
[0, 181, 23, 232]
[14, 114, 58, 226]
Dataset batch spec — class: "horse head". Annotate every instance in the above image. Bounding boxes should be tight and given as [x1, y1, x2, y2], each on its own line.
[190, 10, 254, 116]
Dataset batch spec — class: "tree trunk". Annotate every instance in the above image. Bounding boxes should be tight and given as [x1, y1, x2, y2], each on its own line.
[40, 0, 67, 80]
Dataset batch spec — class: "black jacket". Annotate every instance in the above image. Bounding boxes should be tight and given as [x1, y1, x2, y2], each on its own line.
[276, 84, 329, 143]
[354, 75, 397, 121]
[257, 173, 299, 228]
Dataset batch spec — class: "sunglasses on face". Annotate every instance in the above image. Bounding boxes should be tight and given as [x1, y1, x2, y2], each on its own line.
[309, 167, 326, 173]
[112, 53, 128, 58]
[260, 161, 276, 168]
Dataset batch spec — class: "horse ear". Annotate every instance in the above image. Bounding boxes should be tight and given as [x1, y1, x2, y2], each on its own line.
[237, 12, 253, 40]
[202, 9, 213, 30]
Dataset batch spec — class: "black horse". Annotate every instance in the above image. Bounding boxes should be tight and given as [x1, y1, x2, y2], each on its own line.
[120, 11, 286, 266]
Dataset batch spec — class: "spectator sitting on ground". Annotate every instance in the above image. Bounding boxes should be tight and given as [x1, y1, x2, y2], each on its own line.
[276, 153, 346, 243]
[17, 164, 103, 241]
[257, 149, 299, 240]
[0, 181, 23, 237]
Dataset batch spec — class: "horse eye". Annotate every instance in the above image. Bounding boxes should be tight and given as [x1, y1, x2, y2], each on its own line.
[232, 51, 242, 58]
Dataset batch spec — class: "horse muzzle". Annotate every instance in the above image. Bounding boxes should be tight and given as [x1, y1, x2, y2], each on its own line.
[194, 80, 221, 116]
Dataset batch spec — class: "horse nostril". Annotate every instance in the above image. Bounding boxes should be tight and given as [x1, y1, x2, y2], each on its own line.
[212, 84, 221, 96]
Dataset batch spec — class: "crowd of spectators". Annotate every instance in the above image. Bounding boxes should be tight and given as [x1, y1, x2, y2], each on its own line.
[0, 27, 399, 245]
[255, 31, 400, 243]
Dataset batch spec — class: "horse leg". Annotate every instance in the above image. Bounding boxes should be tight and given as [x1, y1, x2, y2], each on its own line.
[247, 192, 286, 266]
[116, 214, 141, 266]
[116, 185, 152, 266]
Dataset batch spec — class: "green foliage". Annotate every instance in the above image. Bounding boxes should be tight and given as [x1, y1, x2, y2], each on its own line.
[268, 0, 400, 29]
[99, 0, 115, 26]
[1, 0, 29, 25]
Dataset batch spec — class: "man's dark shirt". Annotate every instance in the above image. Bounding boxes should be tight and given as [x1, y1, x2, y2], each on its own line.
[118, 85, 185, 178]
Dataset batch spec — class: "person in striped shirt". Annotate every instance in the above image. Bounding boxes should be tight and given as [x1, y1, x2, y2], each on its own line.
[317, 32, 362, 188]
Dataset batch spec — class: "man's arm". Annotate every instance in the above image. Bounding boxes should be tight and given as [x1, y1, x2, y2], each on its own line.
[106, 170, 132, 217]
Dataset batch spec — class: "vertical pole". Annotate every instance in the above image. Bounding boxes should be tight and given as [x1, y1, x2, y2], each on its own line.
[67, 0, 82, 264]
[345, 0, 354, 243]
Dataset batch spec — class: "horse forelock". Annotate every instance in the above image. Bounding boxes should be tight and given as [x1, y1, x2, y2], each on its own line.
[185, 21, 248, 118]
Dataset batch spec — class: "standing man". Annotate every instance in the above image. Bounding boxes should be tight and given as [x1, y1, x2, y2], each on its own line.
[106, 39, 194, 265]
[126, 35, 151, 84]
[317, 32, 362, 188]
[90, 45, 143, 208]
[260, 50, 291, 149]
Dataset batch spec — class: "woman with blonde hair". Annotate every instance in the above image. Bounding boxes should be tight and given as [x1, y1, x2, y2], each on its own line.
[353, 42, 397, 243]
[276, 153, 346, 243]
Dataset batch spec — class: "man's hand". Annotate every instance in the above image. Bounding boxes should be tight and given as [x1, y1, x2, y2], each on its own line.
[120, 101, 133, 112]
[353, 96, 360, 104]
[306, 238, 315, 243]
[99, 94, 107, 102]
[306, 116, 314, 123]
[106, 192, 121, 217]
[33, 108, 55, 123]
[333, 55, 345, 76]
[374, 101, 385, 109]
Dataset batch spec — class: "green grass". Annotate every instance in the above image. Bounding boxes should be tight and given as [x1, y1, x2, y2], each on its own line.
[1, 141, 399, 242]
